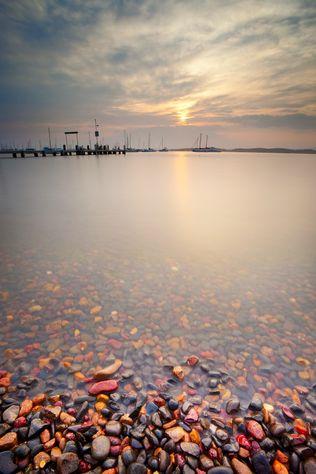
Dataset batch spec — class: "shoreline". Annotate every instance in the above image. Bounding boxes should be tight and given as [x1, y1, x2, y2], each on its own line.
[0, 357, 315, 474]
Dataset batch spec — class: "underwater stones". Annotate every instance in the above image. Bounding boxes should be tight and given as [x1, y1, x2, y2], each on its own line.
[247, 420, 265, 441]
[88, 380, 118, 395]
[226, 397, 240, 414]
[93, 359, 122, 379]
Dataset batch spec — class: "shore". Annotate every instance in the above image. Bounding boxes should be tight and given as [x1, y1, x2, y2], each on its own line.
[0, 356, 315, 474]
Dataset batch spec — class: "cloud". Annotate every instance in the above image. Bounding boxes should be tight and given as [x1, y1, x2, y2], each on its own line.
[0, 0, 315, 147]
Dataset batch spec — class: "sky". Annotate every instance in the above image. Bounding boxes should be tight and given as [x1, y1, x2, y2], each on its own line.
[0, 0, 315, 149]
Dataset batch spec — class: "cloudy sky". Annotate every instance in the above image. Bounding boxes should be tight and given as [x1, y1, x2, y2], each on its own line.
[0, 0, 315, 148]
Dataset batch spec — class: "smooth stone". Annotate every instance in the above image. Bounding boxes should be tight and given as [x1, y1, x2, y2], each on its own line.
[304, 458, 316, 474]
[180, 442, 200, 457]
[0, 432, 17, 451]
[207, 467, 233, 474]
[127, 462, 147, 474]
[91, 435, 110, 460]
[14, 443, 30, 459]
[247, 420, 265, 441]
[93, 359, 122, 379]
[2, 406, 19, 425]
[105, 421, 122, 436]
[57, 452, 79, 474]
[166, 426, 186, 443]
[89, 380, 118, 395]
[226, 398, 240, 414]
[28, 418, 50, 438]
[0, 450, 17, 474]
[231, 458, 253, 474]
[249, 396, 263, 411]
[251, 451, 271, 474]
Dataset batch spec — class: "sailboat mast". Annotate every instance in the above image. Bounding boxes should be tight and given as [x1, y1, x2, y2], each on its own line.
[205, 135, 208, 148]
[199, 133, 202, 149]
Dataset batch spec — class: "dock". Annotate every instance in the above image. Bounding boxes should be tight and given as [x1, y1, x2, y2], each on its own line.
[8, 145, 126, 159]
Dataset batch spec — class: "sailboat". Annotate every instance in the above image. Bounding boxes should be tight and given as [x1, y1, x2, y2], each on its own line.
[192, 133, 221, 152]
[159, 136, 168, 152]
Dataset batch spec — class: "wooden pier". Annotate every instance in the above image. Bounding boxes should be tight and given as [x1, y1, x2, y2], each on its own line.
[9, 146, 126, 159]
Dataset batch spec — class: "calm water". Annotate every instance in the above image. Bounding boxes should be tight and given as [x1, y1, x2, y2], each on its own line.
[0, 151, 315, 405]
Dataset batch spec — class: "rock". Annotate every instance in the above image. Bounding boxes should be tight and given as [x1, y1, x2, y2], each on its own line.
[105, 420, 121, 436]
[249, 396, 263, 411]
[252, 451, 271, 474]
[19, 399, 33, 417]
[166, 426, 185, 443]
[186, 355, 199, 366]
[180, 442, 200, 457]
[304, 458, 316, 474]
[272, 460, 288, 474]
[247, 420, 265, 440]
[88, 380, 118, 395]
[0, 450, 17, 474]
[57, 452, 79, 474]
[184, 407, 199, 423]
[2, 406, 19, 424]
[91, 435, 110, 460]
[14, 443, 30, 459]
[231, 458, 253, 474]
[226, 398, 240, 414]
[0, 432, 17, 451]
[28, 418, 50, 438]
[127, 463, 147, 474]
[93, 359, 122, 379]
[173, 366, 184, 380]
[207, 467, 233, 474]
[34, 451, 51, 469]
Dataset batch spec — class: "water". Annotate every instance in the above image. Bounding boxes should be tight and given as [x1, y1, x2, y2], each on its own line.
[0, 151, 315, 404]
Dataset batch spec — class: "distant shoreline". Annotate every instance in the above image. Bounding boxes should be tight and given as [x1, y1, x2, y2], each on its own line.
[171, 147, 316, 154]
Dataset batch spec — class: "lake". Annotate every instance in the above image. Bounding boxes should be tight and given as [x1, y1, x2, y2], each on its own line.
[0, 151, 315, 406]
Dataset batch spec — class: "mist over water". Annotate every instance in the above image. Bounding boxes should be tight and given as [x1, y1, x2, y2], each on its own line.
[0, 151, 315, 400]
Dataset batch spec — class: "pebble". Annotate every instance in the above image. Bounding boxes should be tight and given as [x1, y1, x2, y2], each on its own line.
[127, 463, 147, 474]
[57, 452, 79, 474]
[89, 380, 118, 395]
[91, 435, 110, 460]
[180, 441, 201, 457]
[251, 451, 271, 474]
[0, 450, 17, 474]
[2, 406, 19, 424]
[0, 432, 17, 451]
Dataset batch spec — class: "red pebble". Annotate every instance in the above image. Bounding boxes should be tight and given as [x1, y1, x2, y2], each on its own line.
[14, 416, 27, 428]
[236, 434, 251, 450]
[175, 454, 185, 467]
[208, 448, 217, 459]
[54, 401, 63, 407]
[79, 460, 91, 473]
[110, 445, 122, 456]
[187, 388, 197, 396]
[67, 408, 76, 416]
[66, 433, 76, 441]
[88, 380, 119, 395]
[109, 436, 121, 446]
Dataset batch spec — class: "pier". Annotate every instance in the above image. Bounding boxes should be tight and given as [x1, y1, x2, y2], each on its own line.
[9, 145, 126, 159]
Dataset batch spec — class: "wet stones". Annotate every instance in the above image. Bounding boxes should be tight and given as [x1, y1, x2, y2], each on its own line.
[28, 418, 50, 438]
[180, 442, 201, 457]
[226, 397, 240, 414]
[127, 463, 147, 474]
[166, 426, 186, 442]
[251, 451, 271, 474]
[88, 379, 119, 395]
[246, 420, 265, 441]
[105, 420, 122, 436]
[91, 435, 110, 460]
[0, 450, 17, 474]
[0, 432, 17, 452]
[57, 452, 79, 474]
[2, 405, 19, 424]
[93, 359, 122, 379]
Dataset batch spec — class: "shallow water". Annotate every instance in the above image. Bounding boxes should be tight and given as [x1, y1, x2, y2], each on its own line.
[0, 151, 315, 405]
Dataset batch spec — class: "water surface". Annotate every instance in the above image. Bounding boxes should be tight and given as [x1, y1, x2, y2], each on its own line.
[0, 151, 315, 404]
